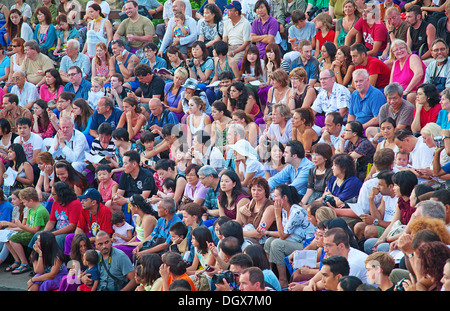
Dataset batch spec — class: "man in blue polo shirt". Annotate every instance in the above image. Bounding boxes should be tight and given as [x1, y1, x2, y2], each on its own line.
[289, 39, 320, 86]
[89, 96, 123, 139]
[62, 65, 91, 100]
[348, 69, 386, 130]
[145, 98, 179, 139]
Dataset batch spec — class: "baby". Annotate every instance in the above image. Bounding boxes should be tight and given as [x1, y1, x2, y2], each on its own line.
[393, 151, 412, 172]
[88, 77, 106, 110]
[171, 12, 190, 55]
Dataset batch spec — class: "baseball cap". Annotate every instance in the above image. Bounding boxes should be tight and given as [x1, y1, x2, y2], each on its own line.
[78, 188, 102, 202]
[225, 1, 242, 11]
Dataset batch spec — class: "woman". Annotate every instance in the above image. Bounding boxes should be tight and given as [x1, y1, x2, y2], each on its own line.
[210, 40, 240, 84]
[186, 96, 211, 148]
[35, 151, 55, 203]
[265, 68, 292, 116]
[183, 164, 208, 206]
[0, 47, 10, 85]
[239, 44, 266, 93]
[32, 99, 58, 138]
[318, 42, 337, 72]
[33, 6, 56, 54]
[236, 177, 276, 245]
[186, 225, 214, 277]
[0, 118, 17, 163]
[82, 3, 112, 58]
[292, 107, 319, 157]
[422, 123, 450, 182]
[198, 3, 223, 54]
[332, 45, 355, 87]
[263, 141, 286, 179]
[244, 244, 282, 291]
[389, 39, 427, 104]
[5, 9, 33, 46]
[210, 100, 232, 155]
[262, 184, 316, 288]
[27, 231, 67, 291]
[338, 120, 376, 181]
[39, 68, 64, 104]
[155, 158, 187, 206]
[365, 170, 418, 254]
[217, 169, 250, 220]
[437, 87, 450, 129]
[116, 96, 147, 141]
[115, 194, 158, 262]
[136, 253, 163, 291]
[163, 67, 188, 122]
[411, 83, 442, 133]
[226, 81, 263, 124]
[57, 0, 80, 24]
[90, 42, 109, 80]
[53, 160, 89, 196]
[230, 138, 265, 188]
[7, 37, 25, 81]
[166, 46, 188, 79]
[188, 40, 214, 87]
[10, 0, 32, 22]
[72, 98, 94, 145]
[334, 0, 360, 47]
[109, 127, 138, 177]
[160, 251, 197, 291]
[320, 153, 363, 208]
[301, 143, 333, 206]
[231, 109, 260, 148]
[3, 143, 33, 198]
[52, 13, 79, 61]
[288, 67, 317, 111]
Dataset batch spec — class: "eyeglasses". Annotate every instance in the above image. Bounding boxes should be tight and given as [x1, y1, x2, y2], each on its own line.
[319, 76, 333, 82]
[432, 47, 447, 53]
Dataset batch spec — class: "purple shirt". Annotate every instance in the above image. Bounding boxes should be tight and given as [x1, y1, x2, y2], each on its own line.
[184, 180, 208, 201]
[251, 16, 279, 58]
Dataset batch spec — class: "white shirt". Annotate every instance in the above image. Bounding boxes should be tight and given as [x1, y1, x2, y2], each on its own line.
[311, 83, 351, 115]
[410, 136, 435, 183]
[13, 133, 43, 163]
[382, 195, 398, 222]
[48, 129, 90, 164]
[159, 15, 198, 52]
[163, 0, 192, 20]
[348, 247, 369, 284]
[11, 81, 39, 108]
[223, 16, 251, 46]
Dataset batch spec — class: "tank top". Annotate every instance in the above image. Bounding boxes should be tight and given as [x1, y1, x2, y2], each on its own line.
[392, 54, 426, 92]
[409, 21, 429, 56]
[115, 52, 132, 74]
[268, 87, 290, 111]
[189, 113, 206, 136]
[215, 58, 234, 78]
[86, 18, 107, 57]
[223, 193, 248, 220]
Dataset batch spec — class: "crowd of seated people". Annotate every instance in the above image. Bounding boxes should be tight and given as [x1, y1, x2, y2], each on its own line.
[0, 0, 450, 293]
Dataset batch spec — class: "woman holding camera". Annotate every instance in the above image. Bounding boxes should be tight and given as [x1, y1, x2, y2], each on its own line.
[320, 153, 362, 209]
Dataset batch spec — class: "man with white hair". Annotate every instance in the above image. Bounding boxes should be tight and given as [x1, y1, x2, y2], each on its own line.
[348, 69, 386, 130]
[59, 39, 91, 82]
[48, 117, 90, 172]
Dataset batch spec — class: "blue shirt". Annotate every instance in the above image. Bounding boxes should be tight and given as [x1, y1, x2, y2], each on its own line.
[0, 201, 13, 222]
[268, 158, 315, 196]
[60, 52, 92, 79]
[349, 85, 386, 125]
[146, 108, 179, 132]
[90, 107, 123, 132]
[326, 175, 363, 202]
[150, 213, 182, 245]
[290, 56, 320, 83]
[442, 162, 450, 174]
[63, 78, 92, 101]
[142, 56, 168, 71]
[436, 109, 450, 129]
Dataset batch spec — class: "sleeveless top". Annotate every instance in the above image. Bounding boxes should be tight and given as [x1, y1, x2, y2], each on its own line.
[115, 52, 132, 74]
[12, 54, 22, 72]
[223, 193, 249, 220]
[214, 121, 230, 155]
[248, 198, 277, 232]
[189, 113, 207, 136]
[392, 54, 426, 93]
[409, 21, 429, 56]
[294, 85, 313, 109]
[86, 18, 108, 57]
[135, 218, 145, 241]
[215, 58, 234, 78]
[95, 62, 109, 79]
[268, 87, 290, 111]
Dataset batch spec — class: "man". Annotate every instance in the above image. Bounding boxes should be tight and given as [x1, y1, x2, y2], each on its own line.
[318, 255, 350, 291]
[107, 73, 131, 110]
[48, 117, 90, 172]
[133, 63, 165, 115]
[21, 40, 54, 86]
[239, 267, 267, 291]
[0, 93, 32, 134]
[198, 165, 221, 218]
[318, 111, 345, 153]
[158, 0, 197, 58]
[378, 0, 400, 23]
[381, 6, 408, 61]
[436, 1, 450, 48]
[250, 0, 278, 58]
[288, 9, 317, 49]
[289, 39, 320, 86]
[89, 96, 123, 139]
[377, 83, 415, 131]
[394, 128, 435, 183]
[311, 69, 350, 120]
[424, 38, 450, 92]
[156, 0, 192, 40]
[145, 98, 179, 137]
[59, 39, 91, 82]
[345, 4, 388, 57]
[268, 140, 315, 196]
[83, 230, 136, 291]
[192, 130, 225, 172]
[364, 252, 395, 291]
[113, 0, 155, 53]
[63, 66, 92, 100]
[142, 42, 167, 71]
[134, 197, 182, 257]
[112, 150, 157, 223]
[223, 1, 251, 62]
[89, 122, 115, 158]
[14, 117, 43, 168]
[10, 71, 39, 110]
[109, 39, 140, 90]
[348, 69, 386, 130]
[350, 43, 390, 89]
[215, 253, 252, 291]
[405, 5, 436, 64]
[276, 0, 307, 38]
[302, 227, 368, 291]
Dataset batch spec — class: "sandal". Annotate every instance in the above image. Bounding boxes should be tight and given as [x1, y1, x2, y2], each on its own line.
[11, 264, 31, 275]
[5, 261, 20, 272]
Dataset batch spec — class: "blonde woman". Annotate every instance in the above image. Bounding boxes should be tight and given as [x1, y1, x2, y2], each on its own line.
[288, 67, 317, 112]
[186, 96, 211, 148]
[91, 42, 110, 79]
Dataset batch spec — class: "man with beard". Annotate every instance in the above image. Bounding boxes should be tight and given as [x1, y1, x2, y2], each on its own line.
[424, 38, 450, 92]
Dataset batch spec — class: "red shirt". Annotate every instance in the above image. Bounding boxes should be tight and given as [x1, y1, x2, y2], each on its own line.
[76, 203, 113, 235]
[49, 199, 83, 230]
[355, 56, 391, 88]
[316, 29, 336, 51]
[353, 19, 388, 52]
[413, 104, 442, 128]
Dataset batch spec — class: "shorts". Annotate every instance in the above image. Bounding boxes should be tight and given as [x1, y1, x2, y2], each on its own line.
[8, 231, 34, 246]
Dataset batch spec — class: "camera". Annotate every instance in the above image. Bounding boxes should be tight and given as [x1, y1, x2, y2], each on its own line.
[323, 195, 337, 208]
[211, 270, 238, 289]
[188, 58, 195, 68]
[394, 278, 407, 291]
[434, 136, 445, 148]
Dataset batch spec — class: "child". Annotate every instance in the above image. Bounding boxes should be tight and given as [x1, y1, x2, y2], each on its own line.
[313, 12, 335, 61]
[96, 164, 118, 210]
[140, 131, 160, 168]
[148, 178, 176, 211]
[171, 12, 190, 55]
[168, 221, 189, 259]
[288, 9, 317, 51]
[10, 189, 29, 226]
[111, 210, 134, 246]
[87, 77, 106, 110]
[174, 143, 192, 175]
[393, 151, 412, 172]
[77, 249, 99, 291]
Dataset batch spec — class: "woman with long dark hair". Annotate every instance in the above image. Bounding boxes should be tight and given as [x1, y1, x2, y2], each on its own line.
[53, 160, 89, 195]
[217, 169, 250, 220]
[4, 9, 32, 46]
[3, 143, 33, 197]
[32, 99, 58, 138]
[39, 68, 64, 104]
[411, 83, 442, 133]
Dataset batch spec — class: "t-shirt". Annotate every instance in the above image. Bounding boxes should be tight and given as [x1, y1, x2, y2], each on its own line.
[21, 53, 54, 85]
[49, 199, 83, 230]
[377, 99, 415, 128]
[27, 204, 50, 229]
[288, 21, 317, 45]
[413, 104, 442, 129]
[355, 56, 390, 89]
[77, 203, 113, 236]
[90, 107, 123, 132]
[139, 74, 165, 102]
[13, 133, 43, 163]
[118, 167, 158, 198]
[349, 85, 386, 124]
[353, 19, 388, 52]
[115, 16, 155, 49]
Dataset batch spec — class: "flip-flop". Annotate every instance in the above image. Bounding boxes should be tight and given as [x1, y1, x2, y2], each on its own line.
[11, 264, 31, 275]
[5, 261, 20, 272]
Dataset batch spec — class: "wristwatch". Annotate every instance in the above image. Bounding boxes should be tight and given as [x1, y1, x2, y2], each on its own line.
[373, 218, 379, 226]
[117, 61, 123, 65]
